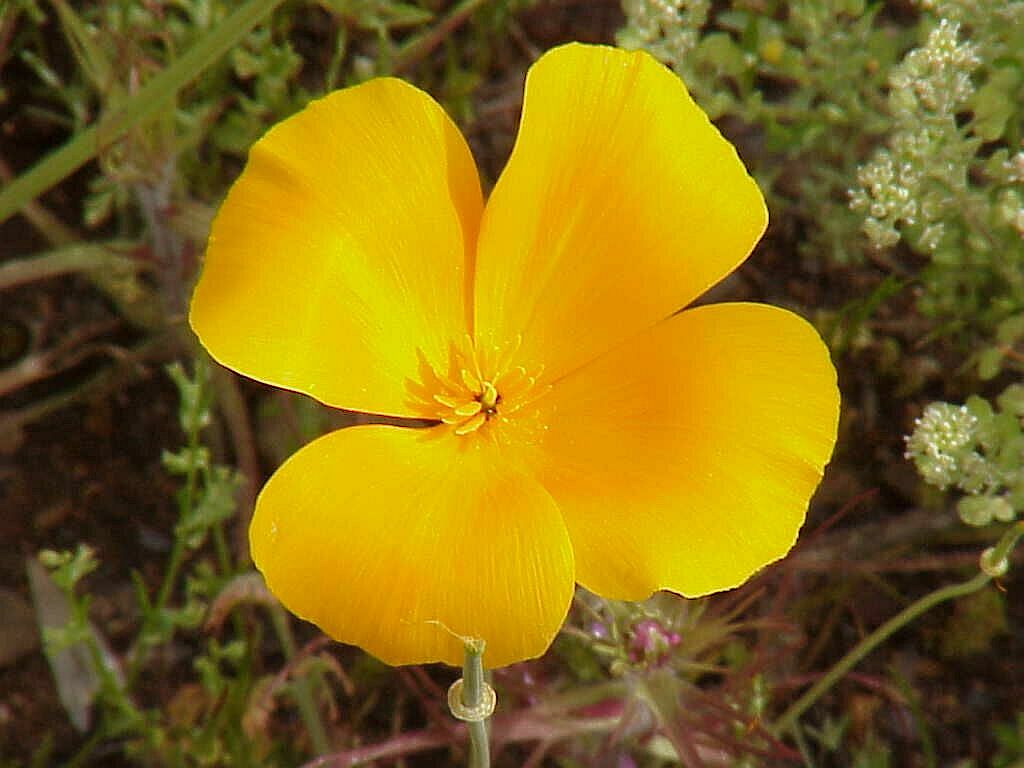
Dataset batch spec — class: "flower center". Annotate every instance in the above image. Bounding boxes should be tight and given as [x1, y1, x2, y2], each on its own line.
[408, 335, 546, 437]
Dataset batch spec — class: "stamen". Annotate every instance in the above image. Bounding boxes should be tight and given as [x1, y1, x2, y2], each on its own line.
[454, 401, 483, 418]
[495, 365, 527, 393]
[407, 337, 546, 437]
[493, 334, 523, 379]
[480, 382, 499, 411]
[461, 368, 482, 392]
[454, 411, 487, 435]
[503, 382, 551, 414]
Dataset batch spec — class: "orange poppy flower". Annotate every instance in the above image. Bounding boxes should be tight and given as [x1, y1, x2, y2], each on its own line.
[190, 43, 839, 669]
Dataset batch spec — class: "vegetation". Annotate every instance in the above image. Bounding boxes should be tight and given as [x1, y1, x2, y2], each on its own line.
[1, 0, 1021, 765]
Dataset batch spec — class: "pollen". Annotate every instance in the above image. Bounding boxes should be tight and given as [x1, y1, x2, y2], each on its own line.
[409, 335, 547, 436]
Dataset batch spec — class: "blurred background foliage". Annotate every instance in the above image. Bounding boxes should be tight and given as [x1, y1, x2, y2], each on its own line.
[621, 0, 1024, 365]
[0, 0, 1022, 766]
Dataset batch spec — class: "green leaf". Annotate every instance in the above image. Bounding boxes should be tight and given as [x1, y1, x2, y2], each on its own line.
[176, 467, 241, 541]
[82, 186, 115, 229]
[965, 395, 995, 423]
[161, 446, 211, 476]
[380, 2, 434, 27]
[50, 0, 115, 98]
[997, 384, 1024, 416]
[958, 496, 996, 526]
[996, 313, 1024, 345]
[698, 33, 749, 78]
[166, 361, 212, 434]
[978, 346, 1005, 380]
[972, 66, 1021, 142]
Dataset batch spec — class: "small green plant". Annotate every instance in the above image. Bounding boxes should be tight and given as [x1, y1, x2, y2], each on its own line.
[850, 6, 1024, 356]
[620, 0, 1024, 359]
[619, 0, 901, 266]
[5, 2, 1023, 765]
[905, 384, 1024, 530]
[31, 360, 310, 766]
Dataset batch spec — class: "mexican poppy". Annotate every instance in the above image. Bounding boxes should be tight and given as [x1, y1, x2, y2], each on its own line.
[190, 43, 839, 668]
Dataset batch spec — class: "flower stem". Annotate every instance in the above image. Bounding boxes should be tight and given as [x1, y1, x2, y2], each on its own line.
[773, 523, 1023, 736]
[446, 639, 494, 768]
[463, 641, 490, 768]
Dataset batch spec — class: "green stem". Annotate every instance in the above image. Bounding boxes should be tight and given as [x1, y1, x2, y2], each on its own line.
[269, 605, 331, 756]
[985, 521, 1024, 572]
[0, 242, 137, 291]
[0, 0, 287, 225]
[462, 641, 490, 768]
[392, 0, 489, 74]
[466, 719, 489, 760]
[152, 428, 201, 613]
[126, 379, 204, 685]
[0, 155, 78, 245]
[150, 527, 188, 626]
[773, 523, 1023, 736]
[774, 570, 991, 735]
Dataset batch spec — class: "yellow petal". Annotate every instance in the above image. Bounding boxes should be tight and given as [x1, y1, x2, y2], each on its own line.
[522, 303, 838, 600]
[250, 425, 575, 668]
[190, 78, 482, 417]
[473, 43, 767, 383]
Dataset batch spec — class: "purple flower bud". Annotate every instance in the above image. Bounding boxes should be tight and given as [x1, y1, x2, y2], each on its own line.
[628, 619, 680, 665]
